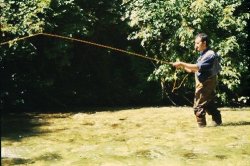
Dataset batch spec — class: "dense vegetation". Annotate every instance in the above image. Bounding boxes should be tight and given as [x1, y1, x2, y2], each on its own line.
[1, 0, 249, 111]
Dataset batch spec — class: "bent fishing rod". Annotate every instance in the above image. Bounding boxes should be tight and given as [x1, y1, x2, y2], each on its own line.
[1, 32, 188, 92]
[0, 32, 173, 65]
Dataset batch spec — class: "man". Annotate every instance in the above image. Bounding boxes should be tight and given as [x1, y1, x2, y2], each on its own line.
[172, 33, 222, 127]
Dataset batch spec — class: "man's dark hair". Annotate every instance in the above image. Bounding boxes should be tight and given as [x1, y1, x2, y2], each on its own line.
[196, 33, 209, 47]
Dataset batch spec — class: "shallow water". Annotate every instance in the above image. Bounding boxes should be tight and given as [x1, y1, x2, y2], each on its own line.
[2, 107, 250, 166]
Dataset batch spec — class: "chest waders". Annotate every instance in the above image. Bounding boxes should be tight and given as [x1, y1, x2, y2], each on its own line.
[193, 75, 222, 127]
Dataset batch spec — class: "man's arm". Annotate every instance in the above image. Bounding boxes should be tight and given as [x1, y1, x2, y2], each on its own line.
[172, 62, 199, 73]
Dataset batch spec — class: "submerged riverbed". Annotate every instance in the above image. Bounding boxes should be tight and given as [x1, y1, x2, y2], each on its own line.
[2, 107, 250, 166]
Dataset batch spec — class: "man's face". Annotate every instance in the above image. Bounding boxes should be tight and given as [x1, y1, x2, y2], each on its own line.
[195, 37, 207, 52]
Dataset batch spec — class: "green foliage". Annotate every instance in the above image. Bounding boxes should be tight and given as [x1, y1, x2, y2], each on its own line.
[1, 0, 160, 109]
[1, 0, 249, 109]
[1, 0, 53, 109]
[123, 0, 249, 105]
[0, 0, 50, 36]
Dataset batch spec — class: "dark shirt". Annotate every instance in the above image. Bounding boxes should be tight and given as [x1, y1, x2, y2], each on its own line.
[195, 48, 221, 82]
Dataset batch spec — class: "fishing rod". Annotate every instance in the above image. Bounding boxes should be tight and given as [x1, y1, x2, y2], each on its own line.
[1, 32, 188, 92]
[1, 32, 173, 65]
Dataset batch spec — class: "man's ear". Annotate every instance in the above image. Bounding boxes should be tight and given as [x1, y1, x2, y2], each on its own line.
[203, 41, 207, 47]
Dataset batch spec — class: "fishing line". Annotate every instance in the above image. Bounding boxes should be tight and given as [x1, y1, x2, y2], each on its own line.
[1, 32, 187, 92]
[1, 32, 172, 64]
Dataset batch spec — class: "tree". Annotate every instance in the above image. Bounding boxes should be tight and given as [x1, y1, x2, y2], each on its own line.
[1, 0, 160, 110]
[123, 0, 250, 105]
[1, 0, 51, 109]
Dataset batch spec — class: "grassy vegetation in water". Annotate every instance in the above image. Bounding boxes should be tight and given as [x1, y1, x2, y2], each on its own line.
[2, 107, 250, 166]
